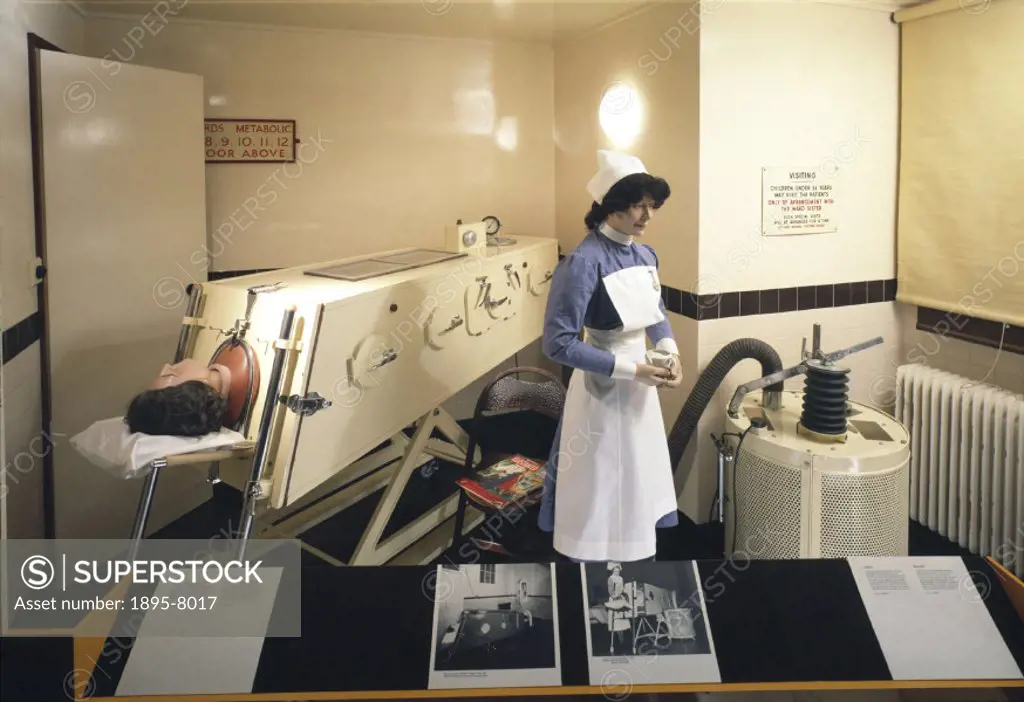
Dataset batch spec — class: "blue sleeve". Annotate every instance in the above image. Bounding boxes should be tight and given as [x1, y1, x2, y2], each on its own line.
[642, 245, 678, 352]
[541, 253, 616, 376]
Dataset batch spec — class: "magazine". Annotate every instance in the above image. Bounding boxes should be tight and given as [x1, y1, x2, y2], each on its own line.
[456, 455, 546, 510]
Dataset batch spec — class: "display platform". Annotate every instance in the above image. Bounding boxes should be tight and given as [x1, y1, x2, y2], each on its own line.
[3, 555, 1023, 701]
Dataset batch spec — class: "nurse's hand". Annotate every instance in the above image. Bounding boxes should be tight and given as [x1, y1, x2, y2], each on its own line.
[661, 360, 683, 389]
[635, 363, 672, 387]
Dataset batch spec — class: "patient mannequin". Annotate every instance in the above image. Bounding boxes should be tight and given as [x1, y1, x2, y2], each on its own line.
[124, 359, 232, 437]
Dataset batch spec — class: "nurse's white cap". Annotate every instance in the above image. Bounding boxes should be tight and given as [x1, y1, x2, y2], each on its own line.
[586, 149, 648, 204]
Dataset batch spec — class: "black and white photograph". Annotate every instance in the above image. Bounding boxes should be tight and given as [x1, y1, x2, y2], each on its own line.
[427, 563, 561, 689]
[581, 560, 721, 685]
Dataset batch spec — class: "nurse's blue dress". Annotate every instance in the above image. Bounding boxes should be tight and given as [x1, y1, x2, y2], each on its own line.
[537, 223, 679, 562]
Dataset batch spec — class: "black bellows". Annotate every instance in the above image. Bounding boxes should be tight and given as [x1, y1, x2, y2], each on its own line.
[800, 362, 850, 435]
[667, 338, 785, 478]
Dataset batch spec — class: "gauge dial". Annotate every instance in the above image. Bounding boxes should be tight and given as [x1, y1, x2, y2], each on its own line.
[482, 215, 501, 236]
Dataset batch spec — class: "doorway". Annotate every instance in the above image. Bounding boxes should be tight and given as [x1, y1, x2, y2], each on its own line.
[26, 31, 64, 539]
[23, 36, 210, 539]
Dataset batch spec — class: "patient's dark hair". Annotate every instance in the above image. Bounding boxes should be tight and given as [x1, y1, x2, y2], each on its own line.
[124, 380, 228, 437]
[584, 172, 671, 230]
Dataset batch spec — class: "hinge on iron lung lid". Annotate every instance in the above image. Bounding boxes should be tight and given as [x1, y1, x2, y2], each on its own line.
[282, 391, 333, 416]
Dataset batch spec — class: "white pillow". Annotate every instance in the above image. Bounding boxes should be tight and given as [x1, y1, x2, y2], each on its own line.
[71, 417, 250, 480]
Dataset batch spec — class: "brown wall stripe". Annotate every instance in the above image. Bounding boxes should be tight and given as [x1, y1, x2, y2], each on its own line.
[2, 312, 40, 365]
[917, 306, 1024, 356]
[662, 278, 898, 320]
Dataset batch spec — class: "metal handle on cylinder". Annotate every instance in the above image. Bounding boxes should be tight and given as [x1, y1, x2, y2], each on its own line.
[369, 348, 398, 371]
[441, 316, 463, 335]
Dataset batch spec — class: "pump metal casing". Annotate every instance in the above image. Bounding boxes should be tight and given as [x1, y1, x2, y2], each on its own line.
[723, 390, 910, 560]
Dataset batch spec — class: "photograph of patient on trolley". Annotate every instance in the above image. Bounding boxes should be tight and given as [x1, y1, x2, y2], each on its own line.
[428, 563, 560, 688]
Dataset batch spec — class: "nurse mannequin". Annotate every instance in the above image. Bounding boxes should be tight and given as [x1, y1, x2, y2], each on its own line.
[123, 359, 231, 437]
[604, 562, 630, 650]
[539, 149, 681, 564]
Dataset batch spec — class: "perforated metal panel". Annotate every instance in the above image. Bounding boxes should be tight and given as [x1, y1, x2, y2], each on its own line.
[734, 449, 803, 558]
[816, 463, 910, 557]
[724, 390, 911, 560]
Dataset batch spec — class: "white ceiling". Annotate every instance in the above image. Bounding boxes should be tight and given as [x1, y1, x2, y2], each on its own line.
[68, 0, 930, 43]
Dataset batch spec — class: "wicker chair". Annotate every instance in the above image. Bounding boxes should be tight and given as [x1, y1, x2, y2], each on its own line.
[451, 366, 566, 556]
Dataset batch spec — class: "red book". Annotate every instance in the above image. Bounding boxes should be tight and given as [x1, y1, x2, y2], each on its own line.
[456, 455, 546, 510]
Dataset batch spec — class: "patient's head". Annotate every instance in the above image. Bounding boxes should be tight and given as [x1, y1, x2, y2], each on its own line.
[150, 359, 230, 392]
[124, 360, 231, 437]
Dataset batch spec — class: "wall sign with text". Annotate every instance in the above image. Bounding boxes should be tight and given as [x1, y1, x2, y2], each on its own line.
[205, 119, 297, 163]
[761, 166, 838, 236]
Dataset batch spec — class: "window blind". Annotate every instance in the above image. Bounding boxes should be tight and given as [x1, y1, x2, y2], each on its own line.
[894, 0, 1024, 327]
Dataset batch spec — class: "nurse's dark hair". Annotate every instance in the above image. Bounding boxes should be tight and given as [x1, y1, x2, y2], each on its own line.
[124, 381, 228, 437]
[585, 172, 671, 230]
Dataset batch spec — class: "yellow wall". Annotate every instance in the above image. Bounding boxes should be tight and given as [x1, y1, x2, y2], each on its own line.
[83, 17, 557, 271]
[553, 2, 699, 291]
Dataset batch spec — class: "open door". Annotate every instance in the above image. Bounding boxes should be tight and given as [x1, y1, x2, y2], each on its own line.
[36, 49, 209, 538]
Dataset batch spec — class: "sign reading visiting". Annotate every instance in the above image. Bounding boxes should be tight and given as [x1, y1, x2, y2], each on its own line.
[205, 119, 296, 163]
[761, 166, 838, 236]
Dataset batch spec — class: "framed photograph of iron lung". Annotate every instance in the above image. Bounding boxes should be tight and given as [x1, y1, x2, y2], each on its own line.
[580, 560, 721, 685]
[427, 563, 561, 690]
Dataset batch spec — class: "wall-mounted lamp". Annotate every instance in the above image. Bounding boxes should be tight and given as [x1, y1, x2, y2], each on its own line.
[599, 81, 643, 150]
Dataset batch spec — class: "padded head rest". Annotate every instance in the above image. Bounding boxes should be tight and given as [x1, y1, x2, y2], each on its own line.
[209, 338, 260, 432]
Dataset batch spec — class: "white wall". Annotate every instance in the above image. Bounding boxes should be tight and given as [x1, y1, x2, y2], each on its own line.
[676, 1, 902, 521]
[0, 0, 85, 538]
[697, 1, 898, 295]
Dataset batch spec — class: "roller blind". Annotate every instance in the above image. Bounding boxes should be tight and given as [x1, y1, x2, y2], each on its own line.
[894, 0, 1024, 326]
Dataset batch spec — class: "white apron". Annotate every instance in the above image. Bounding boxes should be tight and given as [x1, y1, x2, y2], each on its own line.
[552, 266, 678, 563]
